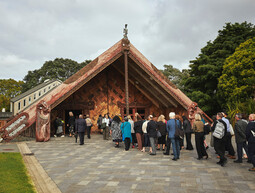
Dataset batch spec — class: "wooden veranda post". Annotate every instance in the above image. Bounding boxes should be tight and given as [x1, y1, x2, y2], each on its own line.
[123, 24, 129, 116]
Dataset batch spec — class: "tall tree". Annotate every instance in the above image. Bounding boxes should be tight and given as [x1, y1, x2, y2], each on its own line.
[218, 37, 255, 108]
[0, 79, 24, 111]
[161, 64, 189, 91]
[22, 58, 91, 92]
[184, 22, 255, 115]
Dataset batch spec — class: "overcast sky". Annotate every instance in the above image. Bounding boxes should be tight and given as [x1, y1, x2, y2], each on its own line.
[1, 0, 255, 81]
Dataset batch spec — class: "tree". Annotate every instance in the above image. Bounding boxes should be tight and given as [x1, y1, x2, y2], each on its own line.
[22, 58, 91, 92]
[160, 64, 189, 91]
[218, 37, 255, 111]
[0, 79, 24, 111]
[184, 22, 255, 115]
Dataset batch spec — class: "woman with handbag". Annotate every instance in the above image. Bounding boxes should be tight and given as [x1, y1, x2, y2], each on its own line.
[110, 115, 122, 148]
[157, 115, 166, 151]
[193, 113, 208, 160]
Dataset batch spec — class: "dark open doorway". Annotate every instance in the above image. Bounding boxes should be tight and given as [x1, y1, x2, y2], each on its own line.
[65, 110, 82, 134]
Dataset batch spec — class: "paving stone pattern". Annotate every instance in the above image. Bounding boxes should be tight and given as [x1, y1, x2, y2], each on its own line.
[27, 135, 255, 193]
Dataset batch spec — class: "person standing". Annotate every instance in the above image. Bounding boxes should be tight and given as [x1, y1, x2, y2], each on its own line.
[121, 117, 132, 151]
[110, 115, 122, 148]
[97, 115, 103, 133]
[157, 115, 167, 151]
[127, 115, 136, 148]
[222, 112, 236, 159]
[85, 114, 92, 139]
[75, 114, 87, 145]
[246, 114, 255, 171]
[166, 112, 180, 161]
[182, 115, 193, 150]
[102, 114, 110, 140]
[147, 115, 157, 155]
[233, 113, 248, 163]
[212, 112, 228, 166]
[193, 113, 208, 160]
[67, 112, 75, 137]
[134, 114, 144, 151]
[141, 116, 150, 152]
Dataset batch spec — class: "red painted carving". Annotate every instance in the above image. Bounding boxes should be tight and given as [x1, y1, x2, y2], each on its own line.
[36, 101, 51, 142]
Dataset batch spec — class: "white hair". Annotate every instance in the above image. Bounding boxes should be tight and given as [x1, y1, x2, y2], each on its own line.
[169, 112, 175, 119]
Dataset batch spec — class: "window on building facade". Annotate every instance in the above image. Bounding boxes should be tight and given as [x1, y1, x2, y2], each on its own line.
[18, 102, 21, 110]
[48, 86, 51, 90]
[23, 99, 26, 107]
[44, 88, 46, 93]
[29, 96, 31, 104]
[34, 93, 36, 100]
[39, 91, 41, 96]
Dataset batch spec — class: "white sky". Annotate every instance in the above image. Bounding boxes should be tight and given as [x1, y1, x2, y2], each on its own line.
[0, 0, 255, 81]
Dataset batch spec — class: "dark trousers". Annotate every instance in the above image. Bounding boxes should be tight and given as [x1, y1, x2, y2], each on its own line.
[131, 133, 137, 145]
[179, 138, 184, 149]
[124, 138, 131, 151]
[165, 137, 171, 154]
[195, 132, 208, 159]
[144, 133, 150, 147]
[79, 132, 85, 145]
[185, 132, 193, 150]
[214, 138, 227, 164]
[226, 132, 235, 156]
[236, 141, 248, 161]
[248, 142, 255, 167]
[87, 126, 91, 139]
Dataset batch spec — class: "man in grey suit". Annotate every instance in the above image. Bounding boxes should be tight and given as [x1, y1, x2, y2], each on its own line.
[75, 114, 87, 145]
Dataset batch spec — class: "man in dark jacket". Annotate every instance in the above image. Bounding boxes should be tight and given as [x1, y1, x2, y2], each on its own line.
[147, 115, 157, 155]
[246, 114, 255, 172]
[234, 113, 248, 163]
[75, 114, 87, 145]
[212, 112, 228, 167]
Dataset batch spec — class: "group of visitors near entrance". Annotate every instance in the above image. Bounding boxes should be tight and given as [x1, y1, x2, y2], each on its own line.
[97, 111, 255, 172]
[56, 110, 255, 172]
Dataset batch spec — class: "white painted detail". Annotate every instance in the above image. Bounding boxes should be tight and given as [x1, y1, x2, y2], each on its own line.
[9, 124, 26, 137]
[5, 115, 26, 131]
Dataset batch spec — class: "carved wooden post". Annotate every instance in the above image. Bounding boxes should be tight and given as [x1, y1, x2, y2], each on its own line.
[124, 50, 129, 116]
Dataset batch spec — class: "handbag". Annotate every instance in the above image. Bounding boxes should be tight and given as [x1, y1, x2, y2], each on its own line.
[157, 130, 162, 138]
[174, 120, 184, 139]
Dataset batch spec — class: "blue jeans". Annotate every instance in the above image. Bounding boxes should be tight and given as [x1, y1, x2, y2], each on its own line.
[171, 138, 180, 159]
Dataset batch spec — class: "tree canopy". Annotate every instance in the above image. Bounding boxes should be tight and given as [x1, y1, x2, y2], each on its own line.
[218, 37, 255, 106]
[22, 58, 91, 92]
[160, 64, 189, 91]
[0, 79, 24, 111]
[184, 22, 255, 115]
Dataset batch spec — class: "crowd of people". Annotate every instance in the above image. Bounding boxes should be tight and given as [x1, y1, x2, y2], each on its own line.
[55, 111, 255, 172]
[98, 112, 255, 172]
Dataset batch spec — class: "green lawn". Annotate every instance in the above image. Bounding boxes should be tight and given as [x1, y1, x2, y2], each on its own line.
[0, 152, 36, 193]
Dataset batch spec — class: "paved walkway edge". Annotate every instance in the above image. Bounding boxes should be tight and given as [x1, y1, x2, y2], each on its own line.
[17, 142, 62, 193]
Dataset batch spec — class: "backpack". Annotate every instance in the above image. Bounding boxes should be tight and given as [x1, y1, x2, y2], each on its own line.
[213, 121, 225, 139]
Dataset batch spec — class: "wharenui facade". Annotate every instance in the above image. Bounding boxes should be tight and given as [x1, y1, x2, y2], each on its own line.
[0, 30, 211, 142]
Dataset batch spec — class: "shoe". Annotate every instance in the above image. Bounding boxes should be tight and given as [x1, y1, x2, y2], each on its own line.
[221, 160, 227, 167]
[248, 167, 255, 172]
[247, 160, 252, 163]
[54, 135, 57, 138]
[233, 160, 242, 163]
[216, 161, 222, 165]
[171, 153, 174, 155]
[150, 153, 156, 156]
[132, 145, 135, 148]
[156, 148, 160, 150]
[206, 146, 209, 150]
[79, 144, 84, 145]
[197, 157, 203, 160]
[163, 153, 169, 155]
[217, 156, 220, 158]
[229, 156, 236, 159]
[172, 158, 177, 161]
[203, 155, 208, 159]
[61, 135, 65, 137]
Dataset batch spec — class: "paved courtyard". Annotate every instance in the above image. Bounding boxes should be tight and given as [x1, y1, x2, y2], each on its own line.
[24, 134, 254, 193]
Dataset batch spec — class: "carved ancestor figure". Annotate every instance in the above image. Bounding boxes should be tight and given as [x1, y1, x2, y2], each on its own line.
[36, 101, 51, 142]
[188, 102, 198, 125]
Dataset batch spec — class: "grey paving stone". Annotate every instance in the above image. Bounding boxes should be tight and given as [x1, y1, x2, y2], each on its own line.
[25, 134, 255, 193]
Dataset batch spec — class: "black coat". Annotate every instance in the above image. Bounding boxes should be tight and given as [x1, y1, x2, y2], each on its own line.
[234, 119, 248, 143]
[68, 116, 75, 126]
[246, 121, 255, 143]
[147, 120, 157, 138]
[183, 119, 192, 133]
[75, 118, 87, 133]
[134, 120, 143, 134]
[157, 121, 166, 135]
